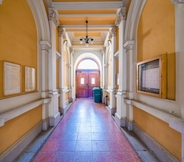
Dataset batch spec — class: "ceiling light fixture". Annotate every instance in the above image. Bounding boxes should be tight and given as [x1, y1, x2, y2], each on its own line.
[79, 21, 94, 47]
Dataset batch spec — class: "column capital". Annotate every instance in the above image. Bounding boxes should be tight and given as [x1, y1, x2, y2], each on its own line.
[58, 26, 66, 38]
[115, 7, 126, 26]
[101, 47, 106, 55]
[69, 47, 74, 55]
[171, 0, 184, 3]
[123, 40, 134, 52]
[49, 8, 60, 27]
[109, 26, 116, 38]
[40, 41, 51, 52]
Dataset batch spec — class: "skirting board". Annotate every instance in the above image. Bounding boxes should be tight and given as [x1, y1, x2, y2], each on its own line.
[133, 122, 179, 162]
[0, 121, 42, 162]
[115, 113, 126, 127]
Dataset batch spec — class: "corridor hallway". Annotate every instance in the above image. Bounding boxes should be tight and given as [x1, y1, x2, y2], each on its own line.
[32, 99, 141, 162]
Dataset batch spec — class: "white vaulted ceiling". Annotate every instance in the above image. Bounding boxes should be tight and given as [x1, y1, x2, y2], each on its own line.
[51, 0, 131, 50]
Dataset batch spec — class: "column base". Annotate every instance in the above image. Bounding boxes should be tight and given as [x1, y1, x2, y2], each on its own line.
[126, 118, 133, 131]
[106, 106, 116, 115]
[60, 102, 73, 115]
[115, 113, 126, 127]
[49, 112, 61, 126]
[42, 118, 49, 130]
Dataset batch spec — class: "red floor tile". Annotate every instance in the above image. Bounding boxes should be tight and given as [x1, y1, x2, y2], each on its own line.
[33, 98, 142, 162]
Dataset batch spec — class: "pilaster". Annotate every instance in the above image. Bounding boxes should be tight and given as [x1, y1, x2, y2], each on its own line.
[48, 8, 60, 126]
[107, 27, 116, 114]
[171, 0, 184, 4]
[115, 7, 127, 128]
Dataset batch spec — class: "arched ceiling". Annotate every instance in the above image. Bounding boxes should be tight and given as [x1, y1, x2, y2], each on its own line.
[50, 0, 131, 50]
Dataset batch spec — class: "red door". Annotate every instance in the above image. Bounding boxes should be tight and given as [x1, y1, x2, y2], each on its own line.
[76, 70, 100, 98]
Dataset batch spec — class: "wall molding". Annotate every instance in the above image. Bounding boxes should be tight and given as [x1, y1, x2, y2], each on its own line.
[171, 0, 184, 4]
[0, 98, 51, 127]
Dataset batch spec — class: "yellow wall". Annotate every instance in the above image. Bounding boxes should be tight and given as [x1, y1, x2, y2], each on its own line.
[116, 26, 119, 52]
[56, 59, 59, 89]
[56, 27, 59, 52]
[65, 92, 69, 100]
[0, 105, 42, 154]
[116, 58, 119, 89]
[137, 0, 175, 100]
[133, 106, 181, 161]
[64, 51, 68, 86]
[0, 0, 37, 98]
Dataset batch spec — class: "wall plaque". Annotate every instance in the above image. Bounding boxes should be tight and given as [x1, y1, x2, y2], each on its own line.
[4, 61, 21, 95]
[25, 66, 35, 92]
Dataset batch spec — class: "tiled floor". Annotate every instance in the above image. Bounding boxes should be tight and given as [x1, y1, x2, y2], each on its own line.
[33, 98, 142, 162]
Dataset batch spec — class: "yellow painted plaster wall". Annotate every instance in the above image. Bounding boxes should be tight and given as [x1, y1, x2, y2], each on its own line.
[116, 26, 119, 53]
[0, 0, 37, 98]
[56, 27, 59, 52]
[0, 105, 42, 154]
[65, 92, 69, 100]
[56, 59, 59, 89]
[137, 0, 175, 100]
[133, 106, 181, 161]
[64, 51, 68, 86]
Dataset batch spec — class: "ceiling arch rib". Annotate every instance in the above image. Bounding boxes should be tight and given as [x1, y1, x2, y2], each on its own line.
[51, 0, 124, 50]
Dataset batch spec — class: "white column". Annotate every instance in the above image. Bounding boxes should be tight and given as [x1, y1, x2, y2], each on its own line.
[102, 47, 107, 103]
[48, 8, 60, 126]
[115, 7, 127, 127]
[40, 41, 51, 130]
[107, 27, 116, 115]
[124, 41, 134, 131]
[69, 47, 74, 102]
[58, 26, 66, 114]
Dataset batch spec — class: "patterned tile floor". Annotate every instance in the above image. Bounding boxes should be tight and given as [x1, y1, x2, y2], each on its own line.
[33, 98, 142, 162]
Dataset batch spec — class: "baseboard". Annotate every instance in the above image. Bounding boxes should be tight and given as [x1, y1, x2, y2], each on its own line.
[106, 106, 116, 115]
[115, 113, 126, 127]
[0, 121, 42, 162]
[133, 122, 179, 162]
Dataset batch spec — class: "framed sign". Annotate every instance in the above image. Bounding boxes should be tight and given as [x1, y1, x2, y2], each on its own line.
[3, 61, 21, 96]
[25, 66, 36, 92]
[137, 55, 166, 98]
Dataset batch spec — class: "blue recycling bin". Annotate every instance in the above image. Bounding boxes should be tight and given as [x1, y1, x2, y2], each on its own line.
[92, 87, 102, 103]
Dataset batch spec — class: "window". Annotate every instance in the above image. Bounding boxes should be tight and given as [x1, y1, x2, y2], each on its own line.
[81, 78, 84, 84]
[78, 59, 98, 69]
[91, 78, 95, 84]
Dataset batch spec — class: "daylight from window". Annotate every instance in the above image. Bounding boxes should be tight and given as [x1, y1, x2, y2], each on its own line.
[78, 59, 98, 69]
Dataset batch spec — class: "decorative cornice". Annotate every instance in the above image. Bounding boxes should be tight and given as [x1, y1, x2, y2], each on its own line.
[171, 0, 184, 3]
[123, 40, 134, 51]
[58, 26, 65, 37]
[40, 41, 51, 52]
[115, 7, 126, 26]
[48, 8, 60, 27]
[0, 0, 3, 5]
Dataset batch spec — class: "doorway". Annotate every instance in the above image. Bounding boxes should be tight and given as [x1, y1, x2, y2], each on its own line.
[76, 70, 100, 98]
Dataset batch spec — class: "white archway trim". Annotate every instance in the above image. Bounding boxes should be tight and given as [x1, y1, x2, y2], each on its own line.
[26, 0, 50, 42]
[124, 0, 147, 42]
[74, 53, 102, 71]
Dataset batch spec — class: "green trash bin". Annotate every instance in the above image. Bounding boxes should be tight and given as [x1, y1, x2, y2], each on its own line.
[92, 87, 102, 103]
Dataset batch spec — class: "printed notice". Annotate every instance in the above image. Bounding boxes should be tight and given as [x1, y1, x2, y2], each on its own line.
[4, 62, 21, 95]
[25, 66, 35, 92]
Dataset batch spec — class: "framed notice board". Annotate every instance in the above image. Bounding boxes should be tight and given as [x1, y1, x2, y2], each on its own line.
[137, 55, 166, 98]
